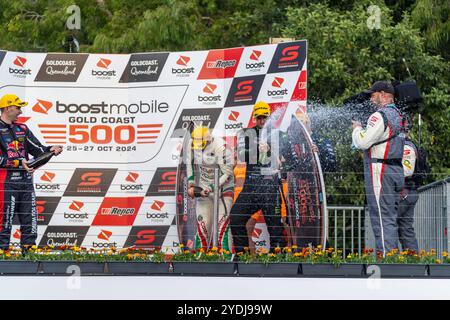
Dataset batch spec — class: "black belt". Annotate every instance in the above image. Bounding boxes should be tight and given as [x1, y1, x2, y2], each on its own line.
[371, 158, 402, 166]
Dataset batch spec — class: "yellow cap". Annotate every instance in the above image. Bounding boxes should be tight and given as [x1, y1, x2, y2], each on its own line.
[252, 101, 271, 118]
[191, 126, 211, 150]
[0, 94, 28, 109]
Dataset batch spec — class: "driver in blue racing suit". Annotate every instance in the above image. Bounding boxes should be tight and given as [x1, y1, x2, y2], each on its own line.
[0, 94, 63, 251]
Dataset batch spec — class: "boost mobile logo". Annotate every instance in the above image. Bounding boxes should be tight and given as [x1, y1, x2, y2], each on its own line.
[32, 99, 53, 115]
[246, 50, 265, 70]
[121, 172, 144, 191]
[93, 229, 117, 248]
[198, 83, 221, 103]
[267, 77, 288, 97]
[92, 57, 116, 77]
[35, 171, 61, 191]
[172, 55, 195, 76]
[65, 200, 88, 220]
[147, 200, 170, 220]
[225, 111, 243, 130]
[9, 56, 31, 77]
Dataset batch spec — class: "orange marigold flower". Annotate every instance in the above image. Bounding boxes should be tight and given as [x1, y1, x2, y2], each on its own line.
[274, 247, 281, 254]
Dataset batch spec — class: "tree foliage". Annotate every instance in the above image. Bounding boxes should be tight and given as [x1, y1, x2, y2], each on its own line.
[0, 0, 448, 205]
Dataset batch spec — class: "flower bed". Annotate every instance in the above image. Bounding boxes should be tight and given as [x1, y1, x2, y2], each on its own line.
[0, 245, 447, 278]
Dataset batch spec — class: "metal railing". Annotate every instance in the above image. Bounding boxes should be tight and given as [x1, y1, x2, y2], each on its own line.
[328, 178, 450, 256]
[327, 206, 365, 255]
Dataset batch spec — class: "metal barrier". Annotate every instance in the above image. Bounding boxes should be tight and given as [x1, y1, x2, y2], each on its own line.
[328, 178, 450, 256]
[364, 177, 450, 256]
[327, 206, 365, 255]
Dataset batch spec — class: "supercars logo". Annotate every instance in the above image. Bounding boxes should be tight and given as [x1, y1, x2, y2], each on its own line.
[151, 200, 165, 211]
[64, 168, 117, 197]
[280, 46, 300, 62]
[96, 58, 111, 69]
[125, 172, 139, 183]
[146, 167, 177, 196]
[225, 75, 265, 107]
[268, 40, 307, 73]
[31, 197, 61, 225]
[97, 229, 112, 241]
[235, 80, 254, 97]
[32, 99, 53, 115]
[135, 230, 156, 245]
[176, 56, 190, 67]
[272, 77, 285, 88]
[79, 172, 103, 187]
[13, 56, 27, 67]
[124, 226, 170, 248]
[69, 200, 84, 212]
[203, 83, 217, 94]
[40, 171, 56, 183]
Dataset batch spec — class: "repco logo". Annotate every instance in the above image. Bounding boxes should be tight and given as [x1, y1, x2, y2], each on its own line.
[172, 55, 195, 75]
[246, 50, 265, 70]
[267, 77, 288, 97]
[92, 58, 116, 77]
[198, 83, 221, 103]
[225, 111, 243, 130]
[9, 56, 32, 76]
[35, 171, 61, 191]
[121, 172, 144, 191]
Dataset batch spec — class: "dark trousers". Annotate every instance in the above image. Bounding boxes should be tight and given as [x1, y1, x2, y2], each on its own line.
[230, 174, 286, 252]
[0, 170, 37, 250]
[397, 188, 419, 252]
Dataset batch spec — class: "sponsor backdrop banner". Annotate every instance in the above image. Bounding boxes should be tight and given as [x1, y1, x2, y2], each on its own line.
[0, 41, 307, 251]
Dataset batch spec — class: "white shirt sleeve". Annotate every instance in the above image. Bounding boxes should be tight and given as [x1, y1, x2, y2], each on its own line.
[352, 112, 387, 150]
